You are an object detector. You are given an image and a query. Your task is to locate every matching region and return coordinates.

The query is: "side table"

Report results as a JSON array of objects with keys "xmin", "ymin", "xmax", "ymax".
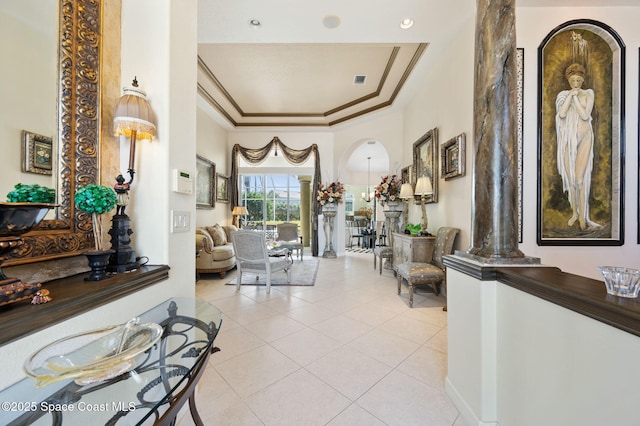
[{"xmin": 0, "ymin": 298, "xmax": 222, "ymax": 426}]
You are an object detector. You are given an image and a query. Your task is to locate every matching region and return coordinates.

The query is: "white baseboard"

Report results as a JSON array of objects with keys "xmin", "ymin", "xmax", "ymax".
[{"xmin": 445, "ymin": 377, "xmax": 499, "ymax": 426}]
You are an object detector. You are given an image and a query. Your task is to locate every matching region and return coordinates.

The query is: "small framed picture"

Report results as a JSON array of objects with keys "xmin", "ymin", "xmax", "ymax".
[
  {"xmin": 216, "ymin": 173, "xmax": 230, "ymax": 203},
  {"xmin": 400, "ymin": 165, "xmax": 413, "ymax": 185},
  {"xmin": 22, "ymin": 130, "xmax": 53, "ymax": 175},
  {"xmin": 196, "ymin": 155, "xmax": 215, "ymax": 209},
  {"xmin": 441, "ymin": 133, "xmax": 466, "ymax": 180}
]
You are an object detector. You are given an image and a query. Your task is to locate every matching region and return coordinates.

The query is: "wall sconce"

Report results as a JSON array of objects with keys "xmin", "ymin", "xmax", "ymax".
[
  {"xmin": 109, "ymin": 77, "xmax": 156, "ymax": 273},
  {"xmin": 414, "ymin": 176, "xmax": 433, "ymax": 235},
  {"xmin": 232, "ymin": 206, "xmax": 249, "ymax": 228},
  {"xmin": 399, "ymin": 183, "xmax": 414, "ymax": 229}
]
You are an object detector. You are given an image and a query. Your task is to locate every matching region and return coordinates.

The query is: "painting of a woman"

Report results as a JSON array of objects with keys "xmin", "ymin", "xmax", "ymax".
[{"xmin": 555, "ymin": 62, "xmax": 600, "ymax": 231}]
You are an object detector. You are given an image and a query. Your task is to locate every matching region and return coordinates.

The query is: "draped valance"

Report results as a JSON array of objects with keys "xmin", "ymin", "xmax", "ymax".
[{"xmin": 230, "ymin": 137, "xmax": 322, "ymax": 256}]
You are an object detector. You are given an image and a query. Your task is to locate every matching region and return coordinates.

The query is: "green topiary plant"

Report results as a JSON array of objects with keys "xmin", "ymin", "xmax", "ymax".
[
  {"xmin": 75, "ymin": 184, "xmax": 117, "ymax": 251},
  {"xmin": 6, "ymin": 183, "xmax": 55, "ymax": 203}
]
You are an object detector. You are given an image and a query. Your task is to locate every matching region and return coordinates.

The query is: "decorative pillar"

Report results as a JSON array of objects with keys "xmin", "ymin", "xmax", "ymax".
[
  {"xmin": 298, "ymin": 176, "xmax": 312, "ymax": 247},
  {"xmin": 466, "ymin": 0, "xmax": 534, "ymax": 263},
  {"xmin": 322, "ymin": 204, "xmax": 337, "ymax": 258},
  {"xmin": 382, "ymin": 205, "xmax": 402, "ymax": 269}
]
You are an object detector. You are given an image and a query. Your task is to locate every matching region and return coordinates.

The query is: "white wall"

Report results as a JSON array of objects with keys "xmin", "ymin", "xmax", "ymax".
[
  {"xmin": 446, "ymin": 266, "xmax": 640, "ymax": 426},
  {"xmin": 517, "ymin": 7, "xmax": 640, "ymax": 279},
  {"xmin": 196, "ymin": 106, "xmax": 232, "ymax": 227},
  {"xmin": 402, "ymin": 12, "xmax": 476, "ymax": 250}
]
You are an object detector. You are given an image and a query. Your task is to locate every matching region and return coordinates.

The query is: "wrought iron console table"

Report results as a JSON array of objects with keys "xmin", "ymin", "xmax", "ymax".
[{"xmin": 0, "ymin": 297, "xmax": 222, "ymax": 425}]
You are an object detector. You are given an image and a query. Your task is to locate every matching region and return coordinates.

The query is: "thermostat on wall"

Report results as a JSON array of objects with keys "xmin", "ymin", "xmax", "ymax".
[{"xmin": 172, "ymin": 169, "xmax": 193, "ymax": 194}]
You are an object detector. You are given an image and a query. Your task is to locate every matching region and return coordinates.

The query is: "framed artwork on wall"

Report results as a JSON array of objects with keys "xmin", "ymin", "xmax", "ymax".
[
  {"xmin": 196, "ymin": 155, "xmax": 215, "ymax": 209},
  {"xmin": 440, "ymin": 133, "xmax": 466, "ymax": 180},
  {"xmin": 22, "ymin": 130, "xmax": 53, "ymax": 175},
  {"xmin": 537, "ymin": 19, "xmax": 624, "ymax": 246},
  {"xmin": 401, "ymin": 165, "xmax": 413, "ymax": 185},
  {"xmin": 412, "ymin": 128, "xmax": 439, "ymax": 204},
  {"xmin": 215, "ymin": 173, "xmax": 230, "ymax": 203}
]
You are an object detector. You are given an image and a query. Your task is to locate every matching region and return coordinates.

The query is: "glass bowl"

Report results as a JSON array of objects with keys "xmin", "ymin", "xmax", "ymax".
[
  {"xmin": 24, "ymin": 318, "xmax": 163, "ymax": 387},
  {"xmin": 598, "ymin": 266, "xmax": 640, "ymax": 298}
]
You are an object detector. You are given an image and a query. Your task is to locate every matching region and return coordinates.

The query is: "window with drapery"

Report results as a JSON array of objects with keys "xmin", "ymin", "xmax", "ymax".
[
  {"xmin": 240, "ymin": 174, "xmax": 301, "ymax": 227},
  {"xmin": 230, "ymin": 137, "xmax": 321, "ymax": 256}
]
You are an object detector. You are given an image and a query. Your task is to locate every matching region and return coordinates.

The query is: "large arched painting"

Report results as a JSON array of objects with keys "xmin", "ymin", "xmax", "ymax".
[{"xmin": 537, "ymin": 19, "xmax": 625, "ymax": 246}]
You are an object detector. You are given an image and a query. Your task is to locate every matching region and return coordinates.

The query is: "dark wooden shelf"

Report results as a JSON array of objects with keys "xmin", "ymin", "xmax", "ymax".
[
  {"xmin": 0, "ymin": 265, "xmax": 170, "ymax": 347},
  {"xmin": 496, "ymin": 266, "xmax": 640, "ymax": 338},
  {"xmin": 444, "ymin": 255, "xmax": 640, "ymax": 338}
]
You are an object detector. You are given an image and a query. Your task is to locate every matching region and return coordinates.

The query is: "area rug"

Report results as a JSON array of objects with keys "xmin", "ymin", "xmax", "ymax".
[{"xmin": 225, "ymin": 258, "xmax": 319, "ymax": 287}]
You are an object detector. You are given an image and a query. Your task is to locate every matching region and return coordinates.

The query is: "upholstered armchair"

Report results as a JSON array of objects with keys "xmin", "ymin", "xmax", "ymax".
[
  {"xmin": 396, "ymin": 226, "xmax": 459, "ymax": 307},
  {"xmin": 231, "ymin": 231, "xmax": 291, "ymax": 294},
  {"xmin": 276, "ymin": 222, "xmax": 304, "ymax": 260}
]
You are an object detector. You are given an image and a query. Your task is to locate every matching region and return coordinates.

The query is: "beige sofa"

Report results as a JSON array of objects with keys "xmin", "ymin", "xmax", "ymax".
[{"xmin": 195, "ymin": 224, "xmax": 237, "ymax": 278}]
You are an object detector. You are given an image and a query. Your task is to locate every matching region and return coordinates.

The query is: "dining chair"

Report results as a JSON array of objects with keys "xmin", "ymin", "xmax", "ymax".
[
  {"xmin": 276, "ymin": 222, "xmax": 304, "ymax": 260},
  {"xmin": 231, "ymin": 231, "xmax": 291, "ymax": 294}
]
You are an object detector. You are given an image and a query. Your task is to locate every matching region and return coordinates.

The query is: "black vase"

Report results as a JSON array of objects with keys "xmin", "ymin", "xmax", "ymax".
[{"xmin": 84, "ymin": 249, "xmax": 115, "ymax": 281}]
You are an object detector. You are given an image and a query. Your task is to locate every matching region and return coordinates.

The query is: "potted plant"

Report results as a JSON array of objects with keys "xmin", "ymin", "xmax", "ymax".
[
  {"xmin": 6, "ymin": 183, "xmax": 56, "ymax": 203},
  {"xmin": 74, "ymin": 184, "xmax": 117, "ymax": 281}
]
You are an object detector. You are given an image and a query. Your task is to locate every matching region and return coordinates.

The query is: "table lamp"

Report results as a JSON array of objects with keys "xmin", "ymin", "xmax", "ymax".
[
  {"xmin": 109, "ymin": 77, "xmax": 156, "ymax": 273},
  {"xmin": 232, "ymin": 206, "xmax": 248, "ymax": 228},
  {"xmin": 399, "ymin": 183, "xmax": 414, "ymax": 229},
  {"xmin": 414, "ymin": 176, "xmax": 433, "ymax": 235}
]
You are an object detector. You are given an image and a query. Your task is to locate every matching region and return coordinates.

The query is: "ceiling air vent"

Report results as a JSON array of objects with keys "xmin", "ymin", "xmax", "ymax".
[{"xmin": 353, "ymin": 75, "xmax": 367, "ymax": 85}]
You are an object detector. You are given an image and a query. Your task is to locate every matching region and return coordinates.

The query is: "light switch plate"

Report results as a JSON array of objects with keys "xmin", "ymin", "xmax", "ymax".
[{"xmin": 171, "ymin": 210, "xmax": 190, "ymax": 233}]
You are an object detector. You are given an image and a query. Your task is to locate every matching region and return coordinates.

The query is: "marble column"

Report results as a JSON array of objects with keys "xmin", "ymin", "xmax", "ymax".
[
  {"xmin": 298, "ymin": 176, "xmax": 311, "ymax": 247},
  {"xmin": 467, "ymin": 0, "xmax": 527, "ymax": 261}
]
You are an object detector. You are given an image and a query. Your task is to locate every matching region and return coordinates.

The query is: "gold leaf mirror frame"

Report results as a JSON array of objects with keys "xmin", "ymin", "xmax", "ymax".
[{"xmin": 6, "ymin": 0, "xmax": 100, "ymax": 265}]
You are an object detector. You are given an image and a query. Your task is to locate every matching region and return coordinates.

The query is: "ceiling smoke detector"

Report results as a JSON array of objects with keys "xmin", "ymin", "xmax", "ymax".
[
  {"xmin": 322, "ymin": 15, "xmax": 341, "ymax": 29},
  {"xmin": 353, "ymin": 75, "xmax": 367, "ymax": 85}
]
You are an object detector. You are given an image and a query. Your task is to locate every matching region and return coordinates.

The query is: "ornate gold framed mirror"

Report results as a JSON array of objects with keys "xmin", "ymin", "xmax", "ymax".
[{"xmin": 5, "ymin": 0, "xmax": 100, "ymax": 265}]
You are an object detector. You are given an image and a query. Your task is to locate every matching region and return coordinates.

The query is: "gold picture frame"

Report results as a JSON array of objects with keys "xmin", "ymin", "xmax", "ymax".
[
  {"xmin": 196, "ymin": 155, "xmax": 215, "ymax": 209},
  {"xmin": 22, "ymin": 130, "xmax": 53, "ymax": 175},
  {"xmin": 412, "ymin": 127, "xmax": 438, "ymax": 204},
  {"xmin": 441, "ymin": 133, "xmax": 465, "ymax": 180},
  {"xmin": 215, "ymin": 173, "xmax": 230, "ymax": 203}
]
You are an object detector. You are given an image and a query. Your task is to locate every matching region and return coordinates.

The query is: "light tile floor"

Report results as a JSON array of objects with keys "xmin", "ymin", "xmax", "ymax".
[{"xmin": 180, "ymin": 251, "xmax": 465, "ymax": 426}]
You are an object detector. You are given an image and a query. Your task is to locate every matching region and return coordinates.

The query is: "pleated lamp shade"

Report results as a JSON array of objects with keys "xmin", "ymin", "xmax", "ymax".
[{"xmin": 113, "ymin": 78, "xmax": 156, "ymax": 141}]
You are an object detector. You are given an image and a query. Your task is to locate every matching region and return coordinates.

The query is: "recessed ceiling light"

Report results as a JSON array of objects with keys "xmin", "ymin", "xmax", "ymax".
[
  {"xmin": 400, "ymin": 18, "xmax": 414, "ymax": 29},
  {"xmin": 322, "ymin": 15, "xmax": 341, "ymax": 29},
  {"xmin": 249, "ymin": 19, "xmax": 261, "ymax": 28}
]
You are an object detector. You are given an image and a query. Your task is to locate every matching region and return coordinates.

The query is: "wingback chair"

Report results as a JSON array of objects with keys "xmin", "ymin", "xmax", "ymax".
[
  {"xmin": 396, "ymin": 226, "xmax": 460, "ymax": 308},
  {"xmin": 231, "ymin": 231, "xmax": 291, "ymax": 294},
  {"xmin": 276, "ymin": 222, "xmax": 304, "ymax": 260}
]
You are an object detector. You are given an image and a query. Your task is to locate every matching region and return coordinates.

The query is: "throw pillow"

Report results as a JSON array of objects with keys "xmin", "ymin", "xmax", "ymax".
[
  {"xmin": 206, "ymin": 225, "xmax": 227, "ymax": 246},
  {"xmin": 222, "ymin": 224, "xmax": 238, "ymax": 241}
]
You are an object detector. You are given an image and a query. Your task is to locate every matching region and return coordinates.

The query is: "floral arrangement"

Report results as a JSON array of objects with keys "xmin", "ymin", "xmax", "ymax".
[
  {"xmin": 374, "ymin": 174, "xmax": 402, "ymax": 205},
  {"xmin": 316, "ymin": 181, "xmax": 344, "ymax": 205},
  {"xmin": 75, "ymin": 184, "xmax": 117, "ymax": 251}
]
